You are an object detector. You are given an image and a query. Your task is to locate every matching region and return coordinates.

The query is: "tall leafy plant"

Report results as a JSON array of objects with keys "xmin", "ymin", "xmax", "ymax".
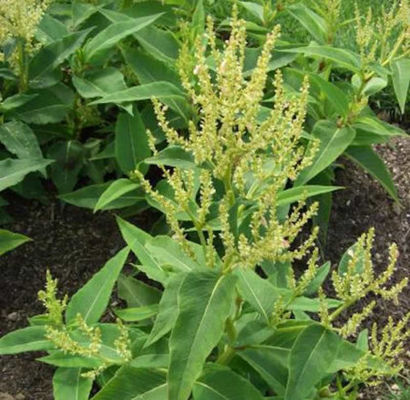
[{"xmin": 1, "ymin": 10, "xmax": 408, "ymax": 400}]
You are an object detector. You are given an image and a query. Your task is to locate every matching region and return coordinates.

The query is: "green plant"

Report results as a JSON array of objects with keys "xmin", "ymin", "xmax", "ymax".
[
  {"xmin": 0, "ymin": 0, "xmax": 190, "ymax": 216},
  {"xmin": 1, "ymin": 12, "xmax": 408, "ymax": 399},
  {"xmin": 206, "ymin": 0, "xmax": 410, "ymax": 242}
]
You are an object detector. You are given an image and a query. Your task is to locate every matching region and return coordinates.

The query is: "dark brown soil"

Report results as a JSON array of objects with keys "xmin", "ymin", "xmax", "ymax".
[{"xmin": 0, "ymin": 136, "xmax": 409, "ymax": 399}]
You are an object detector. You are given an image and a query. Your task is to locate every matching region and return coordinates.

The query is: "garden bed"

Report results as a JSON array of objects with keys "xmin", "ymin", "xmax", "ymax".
[{"xmin": 0, "ymin": 135, "xmax": 409, "ymax": 400}]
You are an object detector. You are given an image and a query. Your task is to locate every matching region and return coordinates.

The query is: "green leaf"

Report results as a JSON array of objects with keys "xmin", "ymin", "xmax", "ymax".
[
  {"xmin": 0, "ymin": 121, "xmax": 43, "ymax": 160},
  {"xmin": 117, "ymin": 217, "xmax": 167, "ymax": 283},
  {"xmin": 59, "ymin": 182, "xmax": 142, "ymax": 210},
  {"xmin": 287, "ymin": 3, "xmax": 327, "ymax": 44},
  {"xmin": 352, "ymin": 115, "xmax": 406, "ymax": 146},
  {"xmin": 287, "ymin": 45, "xmax": 361, "ymax": 72},
  {"xmin": 145, "ymin": 145, "xmax": 195, "ymax": 169},
  {"xmin": 238, "ymin": 345, "xmax": 289, "ymax": 395},
  {"xmin": 363, "ymin": 77, "xmax": 387, "ymax": 97},
  {"xmin": 240, "ymin": 2, "xmax": 265, "ymax": 24},
  {"xmin": 285, "ymin": 324, "xmax": 340, "ymax": 400},
  {"xmin": 115, "ymin": 109, "xmax": 151, "ymax": 175},
  {"xmin": 235, "ymin": 268, "xmax": 281, "ymax": 324},
  {"xmin": 192, "ymin": 0, "xmax": 205, "ymax": 36},
  {"xmin": 0, "ymin": 229, "xmax": 31, "ymax": 256},
  {"xmin": 0, "ymin": 94, "xmax": 38, "ymax": 112},
  {"xmin": 48, "ymin": 140, "xmax": 84, "ymax": 194},
  {"xmin": 0, "ymin": 326, "xmax": 53, "ymax": 354},
  {"xmin": 65, "ymin": 247, "xmax": 130, "ymax": 324},
  {"xmin": 39, "ymin": 352, "xmax": 102, "ymax": 369},
  {"xmin": 146, "ymin": 236, "xmax": 202, "ymax": 272},
  {"xmin": 295, "ymin": 120, "xmax": 356, "ymax": 185},
  {"xmin": 9, "ymin": 84, "xmax": 73, "ymax": 125},
  {"xmin": 123, "ymin": 48, "xmax": 190, "ymax": 121},
  {"xmin": 117, "ymin": 274, "xmax": 161, "ymax": 308},
  {"xmin": 72, "ymin": 68, "xmax": 127, "ymax": 98},
  {"xmin": 90, "ymin": 81, "xmax": 185, "ymax": 105},
  {"xmin": 94, "ymin": 179, "xmax": 140, "ymax": 212},
  {"xmin": 145, "ymin": 274, "xmax": 185, "ymax": 348},
  {"xmin": 193, "ymin": 366, "xmax": 265, "ymax": 400},
  {"xmin": 135, "ymin": 26, "xmax": 179, "ymax": 63},
  {"xmin": 168, "ymin": 271, "xmax": 237, "ymax": 400},
  {"xmin": 71, "ymin": 1, "xmax": 99, "ymax": 28},
  {"xmin": 115, "ymin": 305, "xmax": 159, "ymax": 322},
  {"xmin": 327, "ymin": 339, "xmax": 364, "ymax": 373},
  {"xmin": 0, "ymin": 158, "xmax": 52, "ymax": 191},
  {"xmin": 84, "ymin": 14, "xmax": 163, "ymax": 61},
  {"xmin": 36, "ymin": 14, "xmax": 69, "ymax": 44},
  {"xmin": 304, "ymin": 262, "xmax": 331, "ymax": 296},
  {"xmin": 391, "ymin": 58, "xmax": 410, "ymax": 114},
  {"xmin": 29, "ymin": 29, "xmax": 92, "ymax": 88},
  {"xmin": 91, "ymin": 366, "xmax": 166, "ymax": 400},
  {"xmin": 309, "ymin": 74, "xmax": 350, "ymax": 117},
  {"xmin": 243, "ymin": 48, "xmax": 296, "ymax": 77},
  {"xmin": 356, "ymin": 329, "xmax": 369, "ymax": 352},
  {"xmin": 53, "ymin": 368, "xmax": 93, "ymax": 400},
  {"xmin": 277, "ymin": 185, "xmax": 342, "ymax": 207},
  {"xmin": 345, "ymin": 146, "xmax": 398, "ymax": 202},
  {"xmin": 130, "ymin": 354, "xmax": 169, "ymax": 370}
]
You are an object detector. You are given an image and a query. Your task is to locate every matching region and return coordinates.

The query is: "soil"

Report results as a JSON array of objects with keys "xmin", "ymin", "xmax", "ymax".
[{"xmin": 0, "ymin": 136, "xmax": 409, "ymax": 399}]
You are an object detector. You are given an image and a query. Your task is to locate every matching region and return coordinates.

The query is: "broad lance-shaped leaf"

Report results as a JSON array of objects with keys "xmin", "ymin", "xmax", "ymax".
[
  {"xmin": 0, "ymin": 93, "xmax": 38, "ymax": 112},
  {"xmin": 391, "ymin": 58, "xmax": 410, "ymax": 114},
  {"xmin": 53, "ymin": 368, "xmax": 92, "ymax": 400},
  {"xmin": 59, "ymin": 182, "xmax": 141, "ymax": 210},
  {"xmin": 239, "ymin": 2, "xmax": 264, "ymax": 24},
  {"xmin": 193, "ymin": 366, "xmax": 265, "ymax": 400},
  {"xmin": 83, "ymin": 13, "xmax": 163, "ymax": 61},
  {"xmin": 94, "ymin": 179, "xmax": 141, "ymax": 212},
  {"xmin": 115, "ymin": 109, "xmax": 151, "ymax": 175},
  {"xmin": 0, "ymin": 158, "xmax": 53, "ymax": 192},
  {"xmin": 346, "ymin": 145, "xmax": 398, "ymax": 202},
  {"xmin": 146, "ymin": 236, "xmax": 202, "ymax": 272},
  {"xmin": 235, "ymin": 267, "xmax": 281, "ymax": 324},
  {"xmin": 287, "ymin": 3, "xmax": 327, "ymax": 44},
  {"xmin": 72, "ymin": 68, "xmax": 127, "ymax": 99},
  {"xmin": 91, "ymin": 366, "xmax": 166, "ymax": 400},
  {"xmin": 117, "ymin": 217, "xmax": 167, "ymax": 283},
  {"xmin": 285, "ymin": 324, "xmax": 341, "ymax": 400},
  {"xmin": 295, "ymin": 120, "xmax": 356, "ymax": 186},
  {"xmin": 145, "ymin": 273, "xmax": 185, "ymax": 348},
  {"xmin": 29, "ymin": 28, "xmax": 92, "ymax": 88},
  {"xmin": 115, "ymin": 304, "xmax": 159, "ymax": 322},
  {"xmin": 118, "ymin": 274, "xmax": 161, "ymax": 308},
  {"xmin": 276, "ymin": 185, "xmax": 342, "ymax": 207},
  {"xmin": 284, "ymin": 45, "xmax": 361, "ymax": 73},
  {"xmin": 123, "ymin": 48, "xmax": 191, "ymax": 122},
  {"xmin": 144, "ymin": 145, "xmax": 196, "ymax": 169},
  {"xmin": 0, "ymin": 326, "xmax": 54, "ymax": 355},
  {"xmin": 0, "ymin": 121, "xmax": 43, "ymax": 161},
  {"xmin": 0, "ymin": 229, "xmax": 31, "ymax": 256},
  {"xmin": 90, "ymin": 81, "xmax": 185, "ymax": 105},
  {"xmin": 238, "ymin": 345, "xmax": 289, "ymax": 395},
  {"xmin": 48, "ymin": 140, "xmax": 84, "ymax": 194},
  {"xmin": 168, "ymin": 271, "xmax": 237, "ymax": 400},
  {"xmin": 65, "ymin": 247, "xmax": 130, "ymax": 324}
]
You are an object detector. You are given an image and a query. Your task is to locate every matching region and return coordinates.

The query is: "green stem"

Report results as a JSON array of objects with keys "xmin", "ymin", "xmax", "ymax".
[
  {"xmin": 382, "ymin": 32, "xmax": 406, "ymax": 66},
  {"xmin": 216, "ymin": 346, "xmax": 236, "ymax": 365},
  {"xmin": 17, "ymin": 40, "xmax": 28, "ymax": 93},
  {"xmin": 185, "ymin": 207, "xmax": 208, "ymax": 261},
  {"xmin": 329, "ymin": 300, "xmax": 354, "ymax": 322}
]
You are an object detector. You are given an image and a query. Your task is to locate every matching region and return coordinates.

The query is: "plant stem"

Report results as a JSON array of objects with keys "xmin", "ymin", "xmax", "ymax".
[
  {"xmin": 216, "ymin": 346, "xmax": 236, "ymax": 365},
  {"xmin": 17, "ymin": 40, "xmax": 28, "ymax": 92}
]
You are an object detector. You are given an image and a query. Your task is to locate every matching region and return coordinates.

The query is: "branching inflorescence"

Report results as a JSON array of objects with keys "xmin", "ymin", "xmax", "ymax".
[{"xmin": 133, "ymin": 7, "xmax": 320, "ymax": 274}]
